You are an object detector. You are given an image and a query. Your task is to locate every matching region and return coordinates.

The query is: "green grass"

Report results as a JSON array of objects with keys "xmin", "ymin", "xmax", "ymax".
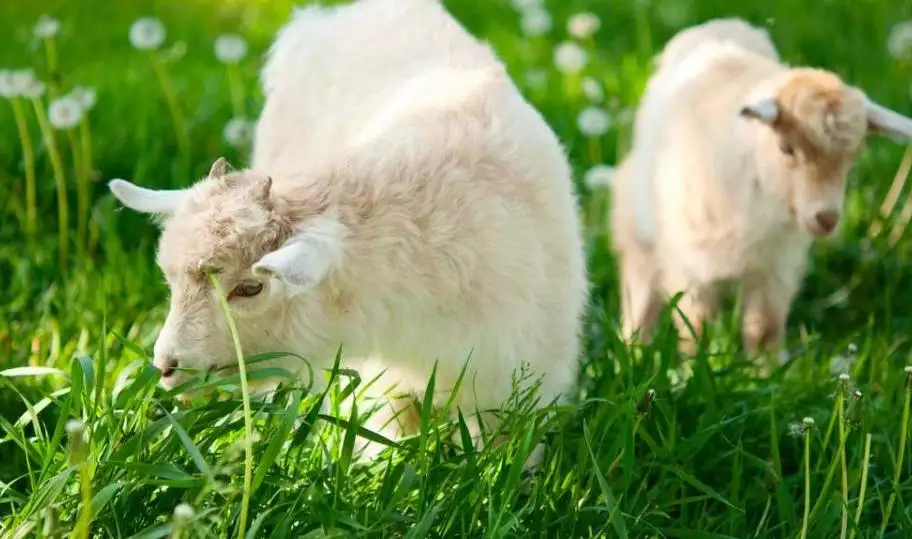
[{"xmin": 3, "ymin": 0, "xmax": 912, "ymax": 536}]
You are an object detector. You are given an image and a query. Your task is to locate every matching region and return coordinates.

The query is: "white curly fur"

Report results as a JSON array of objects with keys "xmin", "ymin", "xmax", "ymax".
[
  {"xmin": 610, "ymin": 17, "xmax": 912, "ymax": 358},
  {"xmin": 109, "ymin": 0, "xmax": 588, "ymax": 463}
]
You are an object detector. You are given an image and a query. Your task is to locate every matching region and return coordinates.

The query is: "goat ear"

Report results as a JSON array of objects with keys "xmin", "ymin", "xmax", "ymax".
[
  {"xmin": 739, "ymin": 96, "xmax": 780, "ymax": 124},
  {"xmin": 108, "ymin": 179, "xmax": 187, "ymax": 218},
  {"xmin": 865, "ymin": 99, "xmax": 912, "ymax": 140},
  {"xmin": 252, "ymin": 215, "xmax": 347, "ymax": 293},
  {"xmin": 209, "ymin": 157, "xmax": 231, "ymax": 178}
]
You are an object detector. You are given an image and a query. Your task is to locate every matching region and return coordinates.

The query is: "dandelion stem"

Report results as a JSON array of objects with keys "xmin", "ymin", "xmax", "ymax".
[
  {"xmin": 149, "ymin": 51, "xmax": 191, "ymax": 172},
  {"xmin": 587, "ymin": 137, "xmax": 602, "ymax": 166},
  {"xmin": 43, "ymin": 38, "xmax": 60, "ymax": 96},
  {"xmin": 849, "ymin": 433, "xmax": 872, "ymax": 539},
  {"xmin": 74, "ymin": 459, "xmax": 93, "ymax": 539},
  {"xmin": 799, "ymin": 426, "xmax": 812, "ymax": 539},
  {"xmin": 837, "ymin": 386, "xmax": 848, "ymax": 539},
  {"xmin": 209, "ymin": 274, "xmax": 253, "ymax": 539},
  {"xmin": 880, "ymin": 377, "xmax": 911, "ymax": 537},
  {"xmin": 31, "ymin": 97, "xmax": 69, "ymax": 267},
  {"xmin": 79, "ymin": 118, "xmax": 94, "ymax": 253},
  {"xmin": 227, "ymin": 63, "xmax": 245, "ymax": 118},
  {"xmin": 10, "ymin": 97, "xmax": 38, "ymax": 239},
  {"xmin": 66, "ymin": 127, "xmax": 86, "ymax": 259}
]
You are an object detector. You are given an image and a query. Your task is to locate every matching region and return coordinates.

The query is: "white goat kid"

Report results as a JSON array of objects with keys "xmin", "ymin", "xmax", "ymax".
[
  {"xmin": 109, "ymin": 0, "xmax": 588, "ymax": 462},
  {"xmin": 610, "ymin": 17, "xmax": 912, "ymax": 358}
]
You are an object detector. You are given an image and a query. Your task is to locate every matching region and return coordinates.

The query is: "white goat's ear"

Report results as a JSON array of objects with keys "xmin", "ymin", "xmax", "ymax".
[
  {"xmin": 865, "ymin": 99, "xmax": 912, "ymax": 140},
  {"xmin": 739, "ymin": 97, "xmax": 780, "ymax": 124},
  {"xmin": 108, "ymin": 179, "xmax": 187, "ymax": 217},
  {"xmin": 252, "ymin": 215, "xmax": 347, "ymax": 293},
  {"xmin": 208, "ymin": 156, "xmax": 231, "ymax": 178}
]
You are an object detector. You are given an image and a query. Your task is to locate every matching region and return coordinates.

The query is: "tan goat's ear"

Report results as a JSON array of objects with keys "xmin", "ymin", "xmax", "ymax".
[
  {"xmin": 208, "ymin": 157, "xmax": 231, "ymax": 178},
  {"xmin": 251, "ymin": 215, "xmax": 347, "ymax": 293},
  {"xmin": 865, "ymin": 99, "xmax": 912, "ymax": 140},
  {"xmin": 108, "ymin": 179, "xmax": 187, "ymax": 218}
]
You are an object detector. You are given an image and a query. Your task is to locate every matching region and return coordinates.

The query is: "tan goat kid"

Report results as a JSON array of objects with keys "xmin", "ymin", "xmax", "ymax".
[
  {"xmin": 611, "ymin": 18, "xmax": 912, "ymax": 358},
  {"xmin": 109, "ymin": 0, "xmax": 588, "ymax": 461}
]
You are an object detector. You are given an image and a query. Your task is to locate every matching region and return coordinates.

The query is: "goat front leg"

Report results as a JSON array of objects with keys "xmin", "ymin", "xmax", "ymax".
[
  {"xmin": 663, "ymin": 276, "xmax": 718, "ymax": 357},
  {"xmin": 740, "ymin": 271, "xmax": 800, "ymax": 360},
  {"xmin": 618, "ymin": 248, "xmax": 662, "ymax": 344}
]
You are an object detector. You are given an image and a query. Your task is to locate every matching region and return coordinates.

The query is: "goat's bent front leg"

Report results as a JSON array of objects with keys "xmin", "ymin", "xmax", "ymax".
[
  {"xmin": 618, "ymin": 248, "xmax": 662, "ymax": 344},
  {"xmin": 662, "ymin": 274, "xmax": 718, "ymax": 356},
  {"xmin": 740, "ymin": 270, "xmax": 800, "ymax": 359}
]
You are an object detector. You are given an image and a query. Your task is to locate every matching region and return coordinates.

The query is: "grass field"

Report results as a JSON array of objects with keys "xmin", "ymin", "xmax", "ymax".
[{"xmin": 3, "ymin": 0, "xmax": 912, "ymax": 537}]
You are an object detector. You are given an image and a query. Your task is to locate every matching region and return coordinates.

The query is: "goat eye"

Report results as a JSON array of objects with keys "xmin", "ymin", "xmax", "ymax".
[{"xmin": 230, "ymin": 281, "xmax": 264, "ymax": 299}]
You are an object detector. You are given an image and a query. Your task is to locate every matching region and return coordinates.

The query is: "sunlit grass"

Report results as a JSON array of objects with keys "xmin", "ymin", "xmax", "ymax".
[{"xmin": 2, "ymin": 0, "xmax": 912, "ymax": 537}]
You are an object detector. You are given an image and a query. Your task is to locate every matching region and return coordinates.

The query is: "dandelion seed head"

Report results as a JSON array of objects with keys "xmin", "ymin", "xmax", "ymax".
[
  {"xmin": 802, "ymin": 416, "xmax": 815, "ymax": 427},
  {"xmin": 905, "ymin": 365, "xmax": 912, "ymax": 374},
  {"xmin": 839, "ymin": 373, "xmax": 850, "ymax": 381},
  {"xmin": 788, "ymin": 422, "xmax": 804, "ymax": 438},
  {"xmin": 567, "ymin": 12, "xmax": 600, "ymax": 39},
  {"xmin": 584, "ymin": 164, "xmax": 615, "ymax": 190},
  {"xmin": 581, "ymin": 76, "xmax": 603, "ymax": 102},
  {"xmin": 520, "ymin": 8, "xmax": 552, "ymax": 37},
  {"xmin": 577, "ymin": 106, "xmax": 611, "ymax": 137},
  {"xmin": 524, "ymin": 69, "xmax": 548, "ymax": 91},
  {"xmin": 129, "ymin": 17, "xmax": 166, "ymax": 51},
  {"xmin": 553, "ymin": 41, "xmax": 588, "ymax": 74},
  {"xmin": 17, "ymin": 71, "xmax": 46, "ymax": 99},
  {"xmin": 223, "ymin": 116, "xmax": 255, "ymax": 148},
  {"xmin": 69, "ymin": 86, "xmax": 96, "ymax": 111},
  {"xmin": 888, "ymin": 21, "xmax": 912, "ymax": 60},
  {"xmin": 0, "ymin": 70, "xmax": 16, "ymax": 99},
  {"xmin": 48, "ymin": 96, "xmax": 84, "ymax": 129},
  {"xmin": 65, "ymin": 419, "xmax": 85, "ymax": 438},
  {"xmin": 34, "ymin": 15, "xmax": 61, "ymax": 39},
  {"xmin": 510, "ymin": 0, "xmax": 543, "ymax": 11},
  {"xmin": 173, "ymin": 503, "xmax": 195, "ymax": 520},
  {"xmin": 853, "ymin": 390, "xmax": 863, "ymax": 399},
  {"xmin": 214, "ymin": 34, "xmax": 248, "ymax": 64}
]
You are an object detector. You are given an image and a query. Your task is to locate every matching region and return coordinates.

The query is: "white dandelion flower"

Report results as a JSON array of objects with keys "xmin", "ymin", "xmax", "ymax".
[
  {"xmin": 657, "ymin": 0, "xmax": 690, "ymax": 28},
  {"xmin": 510, "ymin": 0, "xmax": 543, "ymax": 11},
  {"xmin": 19, "ymin": 73, "xmax": 46, "ymax": 100},
  {"xmin": 787, "ymin": 422, "xmax": 804, "ymax": 438},
  {"xmin": 34, "ymin": 15, "xmax": 61, "ymax": 39},
  {"xmin": 69, "ymin": 86, "xmax": 97, "ymax": 111},
  {"xmin": 577, "ymin": 106, "xmax": 611, "ymax": 137},
  {"xmin": 65, "ymin": 419, "xmax": 85, "ymax": 438},
  {"xmin": 838, "ymin": 373, "xmax": 850, "ymax": 382},
  {"xmin": 520, "ymin": 8, "xmax": 552, "ymax": 37},
  {"xmin": 889, "ymin": 21, "xmax": 912, "ymax": 59},
  {"xmin": 584, "ymin": 165, "xmax": 615, "ymax": 190},
  {"xmin": 11, "ymin": 69, "xmax": 37, "ymax": 95},
  {"xmin": 129, "ymin": 17, "xmax": 166, "ymax": 51},
  {"xmin": 553, "ymin": 41, "xmax": 588, "ymax": 74},
  {"xmin": 223, "ymin": 116, "xmax": 254, "ymax": 147},
  {"xmin": 48, "ymin": 96, "xmax": 84, "ymax": 129},
  {"xmin": 173, "ymin": 503, "xmax": 195, "ymax": 521},
  {"xmin": 905, "ymin": 365, "xmax": 912, "ymax": 374},
  {"xmin": 214, "ymin": 34, "xmax": 248, "ymax": 64},
  {"xmin": 567, "ymin": 12, "xmax": 600, "ymax": 39},
  {"xmin": 581, "ymin": 76, "xmax": 603, "ymax": 102},
  {"xmin": 0, "ymin": 70, "xmax": 16, "ymax": 99},
  {"xmin": 803, "ymin": 416, "xmax": 815, "ymax": 427},
  {"xmin": 524, "ymin": 69, "xmax": 548, "ymax": 91}
]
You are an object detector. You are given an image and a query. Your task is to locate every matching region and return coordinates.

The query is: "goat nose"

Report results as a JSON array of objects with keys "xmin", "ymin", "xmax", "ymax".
[
  {"xmin": 154, "ymin": 356, "xmax": 179, "ymax": 378},
  {"xmin": 815, "ymin": 210, "xmax": 839, "ymax": 233}
]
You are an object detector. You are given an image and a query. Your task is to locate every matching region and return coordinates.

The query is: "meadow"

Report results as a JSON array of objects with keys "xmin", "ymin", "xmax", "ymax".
[{"xmin": 3, "ymin": 0, "xmax": 912, "ymax": 537}]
